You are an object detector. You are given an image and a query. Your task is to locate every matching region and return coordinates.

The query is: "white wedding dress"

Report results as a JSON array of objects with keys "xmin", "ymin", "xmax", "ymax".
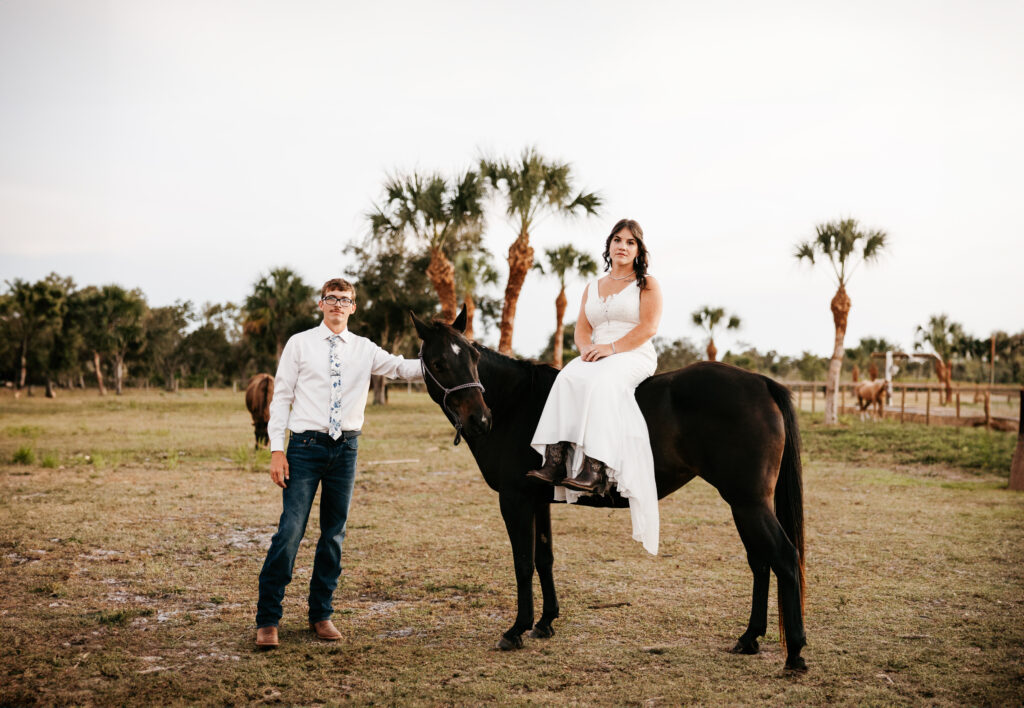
[{"xmin": 530, "ymin": 278, "xmax": 660, "ymax": 555}]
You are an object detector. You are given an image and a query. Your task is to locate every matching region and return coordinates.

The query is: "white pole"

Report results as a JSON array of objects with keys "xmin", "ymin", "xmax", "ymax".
[{"xmin": 884, "ymin": 351, "xmax": 894, "ymax": 406}]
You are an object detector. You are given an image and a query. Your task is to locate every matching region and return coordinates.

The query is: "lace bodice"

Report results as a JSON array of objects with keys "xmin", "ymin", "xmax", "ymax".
[{"xmin": 585, "ymin": 279, "xmax": 644, "ymax": 346}]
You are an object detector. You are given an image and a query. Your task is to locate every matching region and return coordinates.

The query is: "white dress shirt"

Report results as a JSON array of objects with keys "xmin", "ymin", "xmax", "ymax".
[{"xmin": 267, "ymin": 322, "xmax": 423, "ymax": 452}]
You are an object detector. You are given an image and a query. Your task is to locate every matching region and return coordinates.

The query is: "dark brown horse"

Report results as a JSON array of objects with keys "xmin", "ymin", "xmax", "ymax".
[
  {"xmin": 413, "ymin": 307, "xmax": 808, "ymax": 671},
  {"xmin": 245, "ymin": 374, "xmax": 274, "ymax": 449}
]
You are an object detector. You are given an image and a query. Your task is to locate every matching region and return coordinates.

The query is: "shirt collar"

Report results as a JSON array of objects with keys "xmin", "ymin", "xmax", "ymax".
[{"xmin": 319, "ymin": 322, "xmax": 350, "ymax": 342}]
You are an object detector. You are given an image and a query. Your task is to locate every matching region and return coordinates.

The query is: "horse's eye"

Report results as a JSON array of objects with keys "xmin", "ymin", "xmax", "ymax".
[{"xmin": 432, "ymin": 360, "xmax": 447, "ymax": 372}]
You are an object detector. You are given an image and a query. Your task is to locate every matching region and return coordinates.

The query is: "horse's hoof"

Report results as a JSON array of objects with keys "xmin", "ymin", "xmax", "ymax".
[
  {"xmin": 784, "ymin": 656, "xmax": 808, "ymax": 673},
  {"xmin": 529, "ymin": 624, "xmax": 555, "ymax": 639},
  {"xmin": 496, "ymin": 635, "xmax": 523, "ymax": 651},
  {"xmin": 731, "ymin": 638, "xmax": 759, "ymax": 655}
]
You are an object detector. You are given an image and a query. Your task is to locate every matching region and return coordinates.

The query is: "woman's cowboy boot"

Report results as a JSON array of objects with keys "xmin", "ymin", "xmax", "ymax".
[
  {"xmin": 526, "ymin": 442, "xmax": 570, "ymax": 485},
  {"xmin": 562, "ymin": 456, "xmax": 607, "ymax": 494}
]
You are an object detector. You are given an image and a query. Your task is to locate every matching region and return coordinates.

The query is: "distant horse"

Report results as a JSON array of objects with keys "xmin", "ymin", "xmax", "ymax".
[
  {"xmin": 245, "ymin": 374, "xmax": 274, "ymax": 449},
  {"xmin": 413, "ymin": 307, "xmax": 807, "ymax": 672},
  {"xmin": 854, "ymin": 380, "xmax": 886, "ymax": 420}
]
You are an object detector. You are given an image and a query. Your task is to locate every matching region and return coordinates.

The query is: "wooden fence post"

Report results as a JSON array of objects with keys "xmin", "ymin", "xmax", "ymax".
[
  {"xmin": 925, "ymin": 386, "xmax": 931, "ymax": 425},
  {"xmin": 811, "ymin": 384, "xmax": 816, "ymax": 414},
  {"xmin": 900, "ymin": 386, "xmax": 906, "ymax": 424},
  {"xmin": 798, "ymin": 385, "xmax": 803, "ymax": 411},
  {"xmin": 956, "ymin": 391, "xmax": 960, "ymax": 420},
  {"xmin": 984, "ymin": 392, "xmax": 991, "ymax": 428},
  {"xmin": 1009, "ymin": 390, "xmax": 1024, "ymax": 491}
]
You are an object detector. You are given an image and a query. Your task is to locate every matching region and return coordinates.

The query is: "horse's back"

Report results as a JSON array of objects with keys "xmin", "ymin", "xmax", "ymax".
[
  {"xmin": 636, "ymin": 361, "xmax": 787, "ymax": 502},
  {"xmin": 637, "ymin": 361, "xmax": 783, "ymax": 425}
]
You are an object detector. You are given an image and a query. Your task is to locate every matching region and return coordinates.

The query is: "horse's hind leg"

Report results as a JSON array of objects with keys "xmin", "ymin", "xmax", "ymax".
[
  {"xmin": 731, "ymin": 505, "xmax": 807, "ymax": 671},
  {"xmin": 497, "ymin": 489, "xmax": 536, "ymax": 650},
  {"xmin": 530, "ymin": 499, "xmax": 559, "ymax": 639},
  {"xmin": 732, "ymin": 553, "xmax": 770, "ymax": 655}
]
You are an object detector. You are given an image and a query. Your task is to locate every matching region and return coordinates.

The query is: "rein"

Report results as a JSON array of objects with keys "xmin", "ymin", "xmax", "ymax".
[{"xmin": 418, "ymin": 342, "xmax": 485, "ymax": 446}]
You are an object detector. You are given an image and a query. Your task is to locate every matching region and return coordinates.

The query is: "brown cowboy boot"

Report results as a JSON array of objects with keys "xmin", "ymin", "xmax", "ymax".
[
  {"xmin": 255, "ymin": 625, "xmax": 279, "ymax": 649},
  {"xmin": 526, "ymin": 442, "xmax": 570, "ymax": 485},
  {"xmin": 562, "ymin": 456, "xmax": 607, "ymax": 494}
]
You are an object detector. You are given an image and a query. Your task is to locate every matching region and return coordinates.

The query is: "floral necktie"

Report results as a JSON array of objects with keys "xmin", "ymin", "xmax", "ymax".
[{"xmin": 328, "ymin": 334, "xmax": 343, "ymax": 439}]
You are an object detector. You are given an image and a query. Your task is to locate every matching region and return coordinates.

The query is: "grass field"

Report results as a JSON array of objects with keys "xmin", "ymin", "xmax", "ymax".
[{"xmin": 1, "ymin": 389, "xmax": 1022, "ymax": 705}]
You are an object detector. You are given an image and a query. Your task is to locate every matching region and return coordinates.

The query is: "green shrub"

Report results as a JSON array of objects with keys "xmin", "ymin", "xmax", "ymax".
[
  {"xmin": 41, "ymin": 453, "xmax": 59, "ymax": 468},
  {"xmin": 91, "ymin": 608, "xmax": 154, "ymax": 626},
  {"xmin": 232, "ymin": 445, "xmax": 270, "ymax": 473},
  {"xmin": 12, "ymin": 446, "xmax": 35, "ymax": 465}
]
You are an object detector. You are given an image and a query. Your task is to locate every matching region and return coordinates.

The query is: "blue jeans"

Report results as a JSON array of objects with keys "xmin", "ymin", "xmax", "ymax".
[{"xmin": 256, "ymin": 431, "xmax": 358, "ymax": 627}]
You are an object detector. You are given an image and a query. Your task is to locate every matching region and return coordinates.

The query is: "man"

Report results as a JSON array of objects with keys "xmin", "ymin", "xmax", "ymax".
[{"xmin": 255, "ymin": 277, "xmax": 422, "ymax": 648}]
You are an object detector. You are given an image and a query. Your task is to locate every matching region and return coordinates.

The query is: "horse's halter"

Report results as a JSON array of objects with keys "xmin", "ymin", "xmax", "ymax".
[{"xmin": 418, "ymin": 341, "xmax": 486, "ymax": 446}]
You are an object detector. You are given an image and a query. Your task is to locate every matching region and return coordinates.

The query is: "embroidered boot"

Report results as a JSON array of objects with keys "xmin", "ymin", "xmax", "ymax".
[
  {"xmin": 526, "ymin": 442, "xmax": 571, "ymax": 485},
  {"xmin": 562, "ymin": 455, "xmax": 608, "ymax": 494}
]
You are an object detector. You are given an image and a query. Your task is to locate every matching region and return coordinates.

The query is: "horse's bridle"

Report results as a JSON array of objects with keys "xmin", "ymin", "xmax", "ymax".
[{"xmin": 418, "ymin": 342, "xmax": 486, "ymax": 446}]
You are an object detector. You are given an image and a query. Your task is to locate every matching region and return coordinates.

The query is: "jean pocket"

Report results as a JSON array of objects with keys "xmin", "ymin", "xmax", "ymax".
[
  {"xmin": 343, "ymin": 436, "xmax": 359, "ymax": 451},
  {"xmin": 287, "ymin": 435, "xmax": 314, "ymax": 456}
]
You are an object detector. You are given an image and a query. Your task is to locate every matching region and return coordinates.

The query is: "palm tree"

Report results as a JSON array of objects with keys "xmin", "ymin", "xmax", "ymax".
[
  {"xmin": 795, "ymin": 218, "xmax": 888, "ymax": 425},
  {"xmin": 454, "ymin": 249, "xmax": 498, "ymax": 341},
  {"xmin": 367, "ymin": 170, "xmax": 485, "ymax": 321},
  {"xmin": 481, "ymin": 148, "xmax": 602, "ymax": 354},
  {"xmin": 691, "ymin": 306, "xmax": 741, "ymax": 362},
  {"xmin": 915, "ymin": 314, "xmax": 965, "ymax": 404},
  {"xmin": 242, "ymin": 268, "xmax": 317, "ymax": 367},
  {"xmin": 537, "ymin": 245, "xmax": 598, "ymax": 368}
]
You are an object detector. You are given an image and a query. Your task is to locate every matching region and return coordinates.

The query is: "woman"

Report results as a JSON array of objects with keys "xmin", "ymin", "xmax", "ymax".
[{"xmin": 528, "ymin": 218, "xmax": 663, "ymax": 555}]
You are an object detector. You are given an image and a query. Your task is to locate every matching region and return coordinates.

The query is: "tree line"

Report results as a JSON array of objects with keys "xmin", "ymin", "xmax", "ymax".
[
  {"xmin": 0, "ymin": 269, "xmax": 315, "ymax": 396},
  {"xmin": 4, "ymin": 150, "xmax": 1022, "ymax": 405},
  {"xmin": 3, "ymin": 268, "xmax": 1020, "ymax": 400}
]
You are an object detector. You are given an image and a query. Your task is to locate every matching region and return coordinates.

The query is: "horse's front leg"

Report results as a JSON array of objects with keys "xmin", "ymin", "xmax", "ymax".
[
  {"xmin": 529, "ymin": 497, "xmax": 558, "ymax": 639},
  {"xmin": 497, "ymin": 488, "xmax": 536, "ymax": 650}
]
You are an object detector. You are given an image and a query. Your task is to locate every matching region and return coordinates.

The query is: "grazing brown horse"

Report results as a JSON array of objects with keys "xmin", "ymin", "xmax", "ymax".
[
  {"xmin": 854, "ymin": 380, "xmax": 886, "ymax": 419},
  {"xmin": 245, "ymin": 374, "xmax": 274, "ymax": 449},
  {"xmin": 413, "ymin": 307, "xmax": 808, "ymax": 671}
]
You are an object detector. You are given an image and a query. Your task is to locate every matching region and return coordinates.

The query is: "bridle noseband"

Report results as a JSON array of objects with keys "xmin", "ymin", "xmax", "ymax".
[{"xmin": 418, "ymin": 342, "xmax": 486, "ymax": 446}]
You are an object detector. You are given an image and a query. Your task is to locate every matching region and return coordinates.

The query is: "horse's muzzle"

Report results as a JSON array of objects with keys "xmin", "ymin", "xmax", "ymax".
[{"xmin": 464, "ymin": 411, "xmax": 492, "ymax": 438}]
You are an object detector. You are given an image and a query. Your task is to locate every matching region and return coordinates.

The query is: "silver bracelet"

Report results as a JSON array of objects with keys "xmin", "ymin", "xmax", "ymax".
[{"xmin": 611, "ymin": 342, "xmax": 617, "ymax": 354}]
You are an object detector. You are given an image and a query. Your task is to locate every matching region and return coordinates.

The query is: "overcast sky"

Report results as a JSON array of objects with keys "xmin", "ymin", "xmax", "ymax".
[{"xmin": 2, "ymin": 0, "xmax": 1021, "ymax": 358}]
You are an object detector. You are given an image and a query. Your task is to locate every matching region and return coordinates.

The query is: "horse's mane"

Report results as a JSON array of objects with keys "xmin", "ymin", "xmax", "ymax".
[{"xmin": 472, "ymin": 342, "xmax": 560, "ymax": 395}]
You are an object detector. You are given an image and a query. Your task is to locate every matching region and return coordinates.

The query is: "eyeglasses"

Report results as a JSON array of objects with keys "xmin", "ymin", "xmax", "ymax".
[{"xmin": 321, "ymin": 295, "xmax": 354, "ymax": 306}]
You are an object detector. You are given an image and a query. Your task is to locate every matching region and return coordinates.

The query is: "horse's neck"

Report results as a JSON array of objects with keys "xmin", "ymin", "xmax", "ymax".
[
  {"xmin": 475, "ymin": 346, "xmax": 554, "ymax": 415},
  {"xmin": 468, "ymin": 347, "xmax": 555, "ymax": 484}
]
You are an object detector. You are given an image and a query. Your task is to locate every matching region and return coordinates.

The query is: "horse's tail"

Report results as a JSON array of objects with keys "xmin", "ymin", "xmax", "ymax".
[{"xmin": 764, "ymin": 377, "xmax": 805, "ymax": 648}]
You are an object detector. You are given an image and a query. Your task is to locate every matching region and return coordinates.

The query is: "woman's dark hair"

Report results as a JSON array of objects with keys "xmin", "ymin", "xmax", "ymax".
[{"xmin": 602, "ymin": 218, "xmax": 649, "ymax": 290}]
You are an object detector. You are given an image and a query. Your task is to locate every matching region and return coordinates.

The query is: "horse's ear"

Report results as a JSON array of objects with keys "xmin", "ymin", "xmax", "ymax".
[
  {"xmin": 452, "ymin": 304, "xmax": 468, "ymax": 334},
  {"xmin": 410, "ymin": 310, "xmax": 432, "ymax": 340}
]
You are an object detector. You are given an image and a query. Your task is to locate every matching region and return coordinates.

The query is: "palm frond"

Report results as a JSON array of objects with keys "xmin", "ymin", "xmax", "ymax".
[
  {"xmin": 565, "ymin": 190, "xmax": 603, "ymax": 217},
  {"xmin": 577, "ymin": 253, "xmax": 599, "ymax": 277},
  {"xmin": 793, "ymin": 241, "xmax": 816, "ymax": 264},
  {"xmin": 862, "ymin": 230, "xmax": 888, "ymax": 261}
]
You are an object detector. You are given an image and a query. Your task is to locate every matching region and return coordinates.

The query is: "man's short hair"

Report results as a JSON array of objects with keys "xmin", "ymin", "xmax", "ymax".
[{"xmin": 321, "ymin": 278, "xmax": 355, "ymax": 299}]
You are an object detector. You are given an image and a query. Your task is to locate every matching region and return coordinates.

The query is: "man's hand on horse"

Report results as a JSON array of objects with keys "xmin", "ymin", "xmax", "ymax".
[{"xmin": 270, "ymin": 451, "xmax": 289, "ymax": 488}]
